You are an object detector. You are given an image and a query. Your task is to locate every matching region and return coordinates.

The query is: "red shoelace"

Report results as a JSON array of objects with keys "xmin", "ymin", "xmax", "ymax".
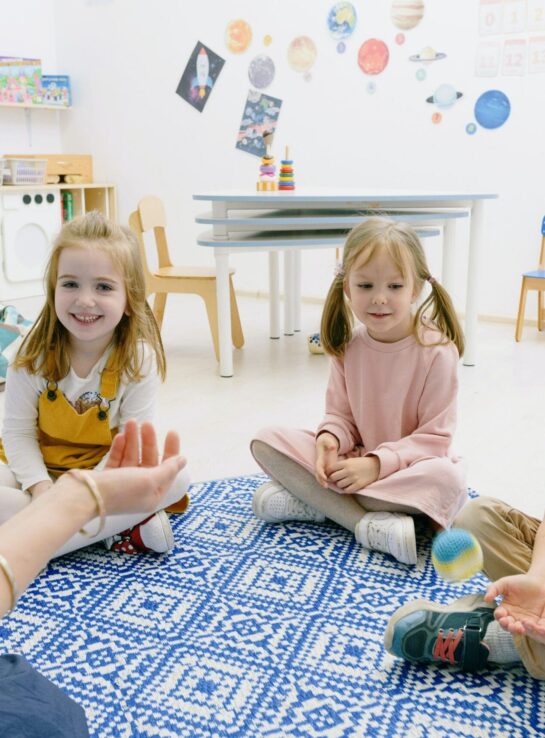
[{"xmin": 433, "ymin": 628, "xmax": 463, "ymax": 664}]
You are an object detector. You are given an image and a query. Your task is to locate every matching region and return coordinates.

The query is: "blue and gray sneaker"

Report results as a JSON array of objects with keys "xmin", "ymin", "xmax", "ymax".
[{"xmin": 384, "ymin": 594, "xmax": 496, "ymax": 672}]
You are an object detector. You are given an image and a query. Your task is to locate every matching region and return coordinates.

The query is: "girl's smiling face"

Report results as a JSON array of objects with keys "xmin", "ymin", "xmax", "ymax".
[
  {"xmin": 54, "ymin": 245, "xmax": 128, "ymax": 354},
  {"xmin": 345, "ymin": 247, "xmax": 417, "ymax": 343}
]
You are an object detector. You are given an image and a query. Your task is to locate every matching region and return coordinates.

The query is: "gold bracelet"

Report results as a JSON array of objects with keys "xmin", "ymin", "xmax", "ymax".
[
  {"xmin": 0, "ymin": 552, "xmax": 19, "ymax": 612},
  {"xmin": 67, "ymin": 469, "xmax": 106, "ymax": 538}
]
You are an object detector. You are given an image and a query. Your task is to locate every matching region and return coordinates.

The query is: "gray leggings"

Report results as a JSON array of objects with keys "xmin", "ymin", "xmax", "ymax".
[{"xmin": 252, "ymin": 440, "xmax": 421, "ymax": 533}]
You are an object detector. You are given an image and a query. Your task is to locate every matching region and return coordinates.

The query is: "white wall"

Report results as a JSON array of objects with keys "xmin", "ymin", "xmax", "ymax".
[
  {"xmin": 0, "ymin": 0, "xmax": 62, "ymax": 151},
  {"xmin": 2, "ymin": 0, "xmax": 544, "ymax": 320}
]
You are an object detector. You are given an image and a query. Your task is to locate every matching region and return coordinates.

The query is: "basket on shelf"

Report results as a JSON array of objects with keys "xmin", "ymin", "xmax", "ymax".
[{"xmin": 3, "ymin": 158, "xmax": 47, "ymax": 185}]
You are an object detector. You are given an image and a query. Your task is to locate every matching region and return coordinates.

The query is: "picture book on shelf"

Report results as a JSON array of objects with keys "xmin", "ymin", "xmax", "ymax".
[
  {"xmin": 0, "ymin": 57, "xmax": 42, "ymax": 104},
  {"xmin": 40, "ymin": 75, "xmax": 71, "ymax": 107}
]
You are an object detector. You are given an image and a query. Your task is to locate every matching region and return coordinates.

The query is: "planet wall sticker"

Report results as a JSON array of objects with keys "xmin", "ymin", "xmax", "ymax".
[
  {"xmin": 358, "ymin": 39, "xmax": 390, "ymax": 75},
  {"xmin": 225, "ymin": 19, "xmax": 253, "ymax": 54},
  {"xmin": 288, "ymin": 36, "xmax": 317, "ymax": 74},
  {"xmin": 391, "ymin": 0, "xmax": 425, "ymax": 30},
  {"xmin": 426, "ymin": 83, "xmax": 463, "ymax": 109},
  {"xmin": 248, "ymin": 55, "xmax": 275, "ymax": 89},
  {"xmin": 410, "ymin": 46, "xmax": 446, "ymax": 63},
  {"xmin": 327, "ymin": 2, "xmax": 357, "ymax": 39},
  {"xmin": 474, "ymin": 90, "xmax": 510, "ymax": 129}
]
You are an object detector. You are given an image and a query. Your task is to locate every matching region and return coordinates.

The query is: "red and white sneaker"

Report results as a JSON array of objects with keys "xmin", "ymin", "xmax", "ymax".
[{"xmin": 103, "ymin": 510, "xmax": 174, "ymax": 554}]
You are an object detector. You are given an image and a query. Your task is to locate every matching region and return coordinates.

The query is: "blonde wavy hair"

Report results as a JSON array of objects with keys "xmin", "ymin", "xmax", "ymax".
[
  {"xmin": 14, "ymin": 210, "xmax": 166, "ymax": 382},
  {"xmin": 320, "ymin": 217, "xmax": 465, "ymax": 358}
]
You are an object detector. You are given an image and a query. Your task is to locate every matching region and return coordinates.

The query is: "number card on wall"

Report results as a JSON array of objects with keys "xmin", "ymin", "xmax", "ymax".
[
  {"xmin": 502, "ymin": 38, "xmax": 527, "ymax": 72},
  {"xmin": 476, "ymin": 41, "xmax": 502, "ymax": 74},
  {"xmin": 503, "ymin": 0, "xmax": 527, "ymax": 32},
  {"xmin": 528, "ymin": 0, "xmax": 545, "ymax": 30},
  {"xmin": 528, "ymin": 35, "xmax": 545, "ymax": 71},
  {"xmin": 480, "ymin": 0, "xmax": 504, "ymax": 34}
]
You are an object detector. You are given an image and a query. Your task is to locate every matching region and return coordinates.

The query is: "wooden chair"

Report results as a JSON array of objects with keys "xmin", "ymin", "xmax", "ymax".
[
  {"xmin": 129, "ymin": 196, "xmax": 244, "ymax": 360},
  {"xmin": 515, "ymin": 216, "xmax": 545, "ymax": 341}
]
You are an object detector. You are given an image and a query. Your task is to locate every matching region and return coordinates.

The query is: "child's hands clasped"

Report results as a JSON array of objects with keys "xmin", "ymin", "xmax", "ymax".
[
  {"xmin": 327, "ymin": 455, "xmax": 380, "ymax": 494},
  {"xmin": 315, "ymin": 433, "xmax": 380, "ymax": 493}
]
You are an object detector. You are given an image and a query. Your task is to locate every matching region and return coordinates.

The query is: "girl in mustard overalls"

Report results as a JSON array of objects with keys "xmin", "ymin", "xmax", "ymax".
[{"xmin": 0, "ymin": 211, "xmax": 190, "ymax": 557}]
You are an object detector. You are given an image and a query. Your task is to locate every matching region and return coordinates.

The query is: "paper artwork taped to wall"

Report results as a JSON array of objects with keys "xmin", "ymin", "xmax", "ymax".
[
  {"xmin": 176, "ymin": 41, "xmax": 225, "ymax": 112},
  {"xmin": 236, "ymin": 90, "xmax": 282, "ymax": 157}
]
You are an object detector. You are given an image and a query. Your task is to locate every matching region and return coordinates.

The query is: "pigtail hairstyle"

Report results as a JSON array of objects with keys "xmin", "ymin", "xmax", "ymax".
[
  {"xmin": 15, "ymin": 211, "xmax": 167, "ymax": 382},
  {"xmin": 320, "ymin": 268, "xmax": 353, "ymax": 357},
  {"xmin": 414, "ymin": 279, "xmax": 465, "ymax": 357}
]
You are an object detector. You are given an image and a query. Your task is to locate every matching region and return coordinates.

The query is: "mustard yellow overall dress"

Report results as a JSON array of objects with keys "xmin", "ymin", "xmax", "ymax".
[{"xmin": 0, "ymin": 354, "xmax": 118, "ymax": 478}]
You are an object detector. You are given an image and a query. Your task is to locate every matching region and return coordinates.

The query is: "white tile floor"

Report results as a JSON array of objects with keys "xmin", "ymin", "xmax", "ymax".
[{"xmin": 2, "ymin": 293, "xmax": 544, "ymax": 519}]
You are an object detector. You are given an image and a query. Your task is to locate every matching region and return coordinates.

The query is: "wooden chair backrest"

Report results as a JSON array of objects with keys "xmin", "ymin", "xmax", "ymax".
[
  {"xmin": 128, "ymin": 210, "xmax": 153, "ymax": 285},
  {"xmin": 137, "ymin": 195, "xmax": 172, "ymax": 268}
]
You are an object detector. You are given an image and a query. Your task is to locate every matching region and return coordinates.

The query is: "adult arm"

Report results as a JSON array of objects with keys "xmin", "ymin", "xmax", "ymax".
[
  {"xmin": 0, "ymin": 420, "xmax": 185, "ymax": 618},
  {"xmin": 484, "ymin": 516, "xmax": 545, "ymax": 643}
]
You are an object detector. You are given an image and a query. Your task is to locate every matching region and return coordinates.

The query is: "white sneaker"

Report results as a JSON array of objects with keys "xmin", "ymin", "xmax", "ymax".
[
  {"xmin": 252, "ymin": 480, "xmax": 326, "ymax": 523},
  {"xmin": 355, "ymin": 511, "xmax": 417, "ymax": 565},
  {"xmin": 103, "ymin": 510, "xmax": 174, "ymax": 554}
]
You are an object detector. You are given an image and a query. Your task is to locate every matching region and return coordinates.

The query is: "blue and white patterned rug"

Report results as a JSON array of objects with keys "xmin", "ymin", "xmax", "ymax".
[{"xmin": 1, "ymin": 475, "xmax": 544, "ymax": 737}]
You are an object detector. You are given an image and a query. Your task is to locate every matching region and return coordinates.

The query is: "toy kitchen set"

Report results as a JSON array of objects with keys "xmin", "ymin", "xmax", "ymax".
[{"xmin": 0, "ymin": 154, "xmax": 116, "ymax": 300}]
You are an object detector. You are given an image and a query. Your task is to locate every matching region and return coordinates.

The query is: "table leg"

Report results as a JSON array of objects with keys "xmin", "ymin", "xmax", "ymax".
[
  {"xmin": 269, "ymin": 251, "xmax": 280, "ymax": 339},
  {"xmin": 463, "ymin": 200, "xmax": 484, "ymax": 367},
  {"xmin": 294, "ymin": 250, "xmax": 302, "ymax": 332},
  {"xmin": 284, "ymin": 249, "xmax": 295, "ymax": 336},
  {"xmin": 215, "ymin": 250, "xmax": 233, "ymax": 377},
  {"xmin": 441, "ymin": 221, "xmax": 456, "ymax": 297}
]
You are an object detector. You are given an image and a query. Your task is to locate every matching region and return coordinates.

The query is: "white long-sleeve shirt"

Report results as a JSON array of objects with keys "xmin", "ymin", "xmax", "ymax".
[{"xmin": 1, "ymin": 343, "xmax": 159, "ymax": 490}]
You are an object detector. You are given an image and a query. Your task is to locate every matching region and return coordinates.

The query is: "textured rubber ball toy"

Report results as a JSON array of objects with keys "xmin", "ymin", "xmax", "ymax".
[{"xmin": 431, "ymin": 528, "xmax": 483, "ymax": 582}]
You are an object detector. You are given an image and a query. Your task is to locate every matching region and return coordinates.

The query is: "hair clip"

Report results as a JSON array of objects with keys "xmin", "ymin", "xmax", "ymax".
[
  {"xmin": 334, "ymin": 264, "xmax": 345, "ymax": 278},
  {"xmin": 427, "ymin": 276, "xmax": 437, "ymax": 285}
]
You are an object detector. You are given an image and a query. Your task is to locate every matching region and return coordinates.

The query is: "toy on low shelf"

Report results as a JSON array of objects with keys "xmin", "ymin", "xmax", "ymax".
[
  {"xmin": 278, "ymin": 146, "xmax": 295, "ymax": 190},
  {"xmin": 256, "ymin": 130, "xmax": 277, "ymax": 191}
]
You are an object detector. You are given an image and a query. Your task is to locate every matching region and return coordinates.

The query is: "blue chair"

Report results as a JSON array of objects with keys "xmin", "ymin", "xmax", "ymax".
[{"xmin": 515, "ymin": 216, "xmax": 545, "ymax": 341}]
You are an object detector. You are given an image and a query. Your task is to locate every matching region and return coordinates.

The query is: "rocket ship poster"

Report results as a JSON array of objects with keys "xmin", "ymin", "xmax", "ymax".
[{"xmin": 176, "ymin": 41, "xmax": 225, "ymax": 112}]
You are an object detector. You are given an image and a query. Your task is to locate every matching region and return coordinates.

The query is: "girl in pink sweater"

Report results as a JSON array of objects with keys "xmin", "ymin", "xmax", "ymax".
[{"xmin": 251, "ymin": 218, "xmax": 467, "ymax": 565}]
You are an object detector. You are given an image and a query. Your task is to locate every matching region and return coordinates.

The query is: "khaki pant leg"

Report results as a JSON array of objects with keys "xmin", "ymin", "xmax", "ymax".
[
  {"xmin": 454, "ymin": 496, "xmax": 545, "ymax": 680},
  {"xmin": 454, "ymin": 496, "xmax": 538, "ymax": 579}
]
